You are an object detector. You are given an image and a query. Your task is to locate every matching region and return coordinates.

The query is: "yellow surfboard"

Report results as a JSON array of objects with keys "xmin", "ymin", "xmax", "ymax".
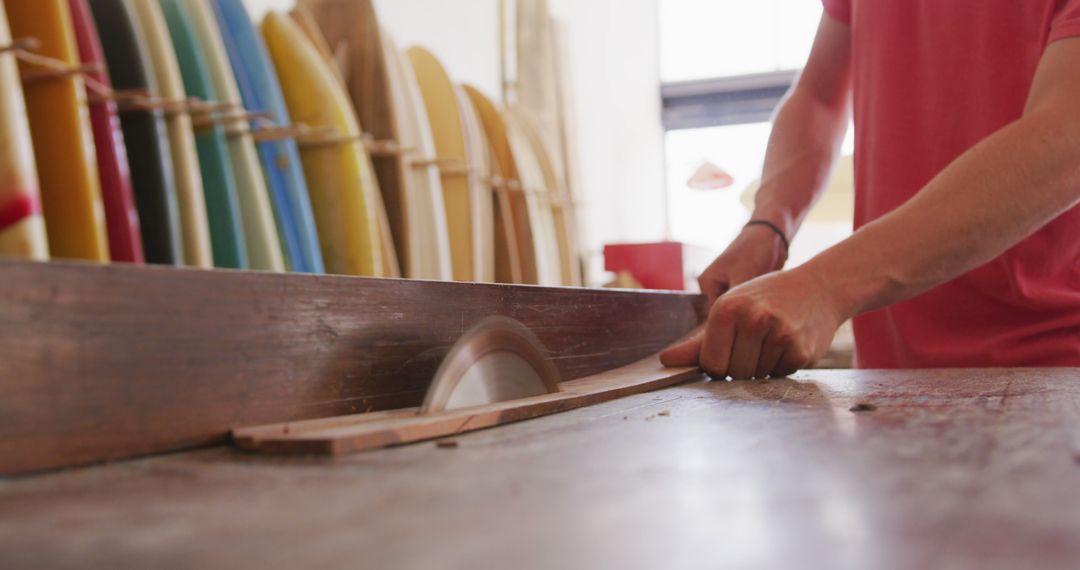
[
  {"xmin": 262, "ymin": 11, "xmax": 383, "ymax": 277},
  {"xmin": 130, "ymin": 0, "xmax": 212, "ymax": 269},
  {"xmin": 297, "ymin": 1, "xmax": 447, "ymax": 282},
  {"xmin": 186, "ymin": 0, "xmax": 283, "ymax": 272},
  {"xmin": 286, "ymin": 6, "xmax": 399, "ymax": 279},
  {"xmin": 7, "ymin": 0, "xmax": 108, "ymax": 261},
  {"xmin": 463, "ymin": 86, "xmax": 538, "ymax": 285},
  {"xmin": 0, "ymin": 1, "xmax": 48, "ymax": 260},
  {"xmin": 406, "ymin": 46, "xmax": 479, "ymax": 283}
]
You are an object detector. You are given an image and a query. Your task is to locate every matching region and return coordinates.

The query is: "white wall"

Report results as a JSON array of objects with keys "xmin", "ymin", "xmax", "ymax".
[
  {"xmin": 245, "ymin": 0, "xmax": 667, "ymax": 277},
  {"xmin": 546, "ymin": 0, "xmax": 668, "ymax": 266}
]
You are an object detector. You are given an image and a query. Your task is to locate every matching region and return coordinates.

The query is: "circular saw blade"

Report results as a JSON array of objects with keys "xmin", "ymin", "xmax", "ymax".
[{"xmin": 420, "ymin": 317, "xmax": 561, "ymax": 414}]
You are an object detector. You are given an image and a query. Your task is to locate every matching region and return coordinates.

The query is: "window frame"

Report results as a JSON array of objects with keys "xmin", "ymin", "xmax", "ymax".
[{"xmin": 661, "ymin": 70, "xmax": 796, "ymax": 131}]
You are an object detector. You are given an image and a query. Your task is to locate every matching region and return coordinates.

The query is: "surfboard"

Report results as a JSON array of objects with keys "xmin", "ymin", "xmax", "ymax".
[
  {"xmin": 286, "ymin": 4, "xmax": 342, "ymax": 83},
  {"xmin": 519, "ymin": 8, "xmax": 587, "ymax": 285},
  {"xmin": 462, "ymin": 86, "xmax": 520, "ymax": 285},
  {"xmin": 212, "ymin": 0, "xmax": 324, "ymax": 275},
  {"xmin": 262, "ymin": 11, "xmax": 384, "ymax": 277},
  {"xmin": 407, "ymin": 46, "xmax": 491, "ymax": 284},
  {"xmin": 128, "ymin": 0, "xmax": 212, "ymax": 269},
  {"xmin": 89, "ymin": 0, "xmax": 183, "ymax": 266},
  {"xmin": 509, "ymin": 106, "xmax": 581, "ymax": 286},
  {"xmin": 159, "ymin": 0, "xmax": 247, "ymax": 270},
  {"xmin": 6, "ymin": 0, "xmax": 109, "ymax": 261},
  {"xmin": 456, "ymin": 85, "xmax": 496, "ymax": 283},
  {"xmin": 297, "ymin": 0, "xmax": 445, "ymax": 281},
  {"xmin": 276, "ymin": 8, "xmax": 399, "ymax": 278},
  {"xmin": 550, "ymin": 21, "xmax": 586, "ymax": 285},
  {"xmin": 0, "ymin": 1, "xmax": 49, "ymax": 260},
  {"xmin": 515, "ymin": 0, "xmax": 562, "ymax": 164},
  {"xmin": 373, "ymin": 26, "xmax": 447, "ymax": 281},
  {"xmin": 185, "ymin": 0, "xmax": 284, "ymax": 272},
  {"xmin": 463, "ymin": 86, "xmax": 538, "ymax": 285},
  {"xmin": 504, "ymin": 108, "xmax": 561, "ymax": 286},
  {"xmin": 68, "ymin": 0, "xmax": 144, "ymax": 264}
]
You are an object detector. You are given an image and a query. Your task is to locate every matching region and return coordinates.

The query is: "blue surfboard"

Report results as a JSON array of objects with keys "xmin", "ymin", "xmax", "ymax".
[
  {"xmin": 159, "ymin": 0, "xmax": 249, "ymax": 270},
  {"xmin": 212, "ymin": 0, "xmax": 325, "ymax": 274}
]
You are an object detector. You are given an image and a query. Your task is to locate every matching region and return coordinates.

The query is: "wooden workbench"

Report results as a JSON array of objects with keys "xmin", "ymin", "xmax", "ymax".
[{"xmin": 1, "ymin": 368, "xmax": 1077, "ymax": 569}]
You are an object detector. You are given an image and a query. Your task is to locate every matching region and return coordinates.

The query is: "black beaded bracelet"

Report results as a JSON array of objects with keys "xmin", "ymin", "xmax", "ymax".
[{"xmin": 745, "ymin": 220, "xmax": 790, "ymax": 252}]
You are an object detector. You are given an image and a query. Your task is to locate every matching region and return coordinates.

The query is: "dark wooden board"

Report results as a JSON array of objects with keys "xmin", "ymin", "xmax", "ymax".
[
  {"xmin": 0, "ymin": 259, "xmax": 702, "ymax": 475},
  {"xmin": 1, "ymin": 368, "xmax": 1078, "ymax": 569}
]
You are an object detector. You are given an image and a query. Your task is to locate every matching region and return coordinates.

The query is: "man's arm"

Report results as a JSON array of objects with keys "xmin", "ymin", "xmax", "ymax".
[
  {"xmin": 663, "ymin": 36, "xmax": 1080, "ymax": 379},
  {"xmin": 811, "ymin": 36, "xmax": 1080, "ymax": 317},
  {"xmin": 697, "ymin": 15, "xmax": 852, "ymax": 304}
]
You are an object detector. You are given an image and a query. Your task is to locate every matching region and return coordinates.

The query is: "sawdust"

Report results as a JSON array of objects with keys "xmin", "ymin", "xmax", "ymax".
[
  {"xmin": 658, "ymin": 410, "xmax": 671, "ymax": 417},
  {"xmin": 436, "ymin": 440, "xmax": 459, "ymax": 449}
]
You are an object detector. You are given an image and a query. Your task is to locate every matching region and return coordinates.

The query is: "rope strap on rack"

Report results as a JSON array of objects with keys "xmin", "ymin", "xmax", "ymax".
[
  {"xmin": 191, "ymin": 109, "xmax": 273, "ymax": 129},
  {"xmin": 12, "ymin": 38, "xmax": 108, "ymax": 92},
  {"xmin": 0, "ymin": 37, "xmax": 40, "ymax": 54}
]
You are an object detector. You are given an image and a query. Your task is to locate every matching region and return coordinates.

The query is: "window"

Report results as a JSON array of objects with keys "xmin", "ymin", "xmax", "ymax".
[{"xmin": 659, "ymin": 0, "xmax": 853, "ymax": 268}]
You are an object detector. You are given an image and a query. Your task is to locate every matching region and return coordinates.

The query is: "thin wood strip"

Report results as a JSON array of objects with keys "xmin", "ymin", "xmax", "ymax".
[
  {"xmin": 20, "ymin": 61, "xmax": 101, "ymax": 84},
  {"xmin": 191, "ymin": 110, "xmax": 274, "ymax": 129},
  {"xmin": 410, "ymin": 157, "xmax": 473, "ymax": 179},
  {"xmin": 247, "ymin": 124, "xmax": 320, "ymax": 142},
  {"xmin": 87, "ymin": 88, "xmax": 151, "ymax": 105},
  {"xmin": 0, "ymin": 37, "xmax": 40, "ymax": 54},
  {"xmin": 187, "ymin": 100, "xmax": 237, "ymax": 115},
  {"xmin": 232, "ymin": 358, "xmax": 702, "ymax": 456},
  {"xmin": 115, "ymin": 96, "xmax": 192, "ymax": 115}
]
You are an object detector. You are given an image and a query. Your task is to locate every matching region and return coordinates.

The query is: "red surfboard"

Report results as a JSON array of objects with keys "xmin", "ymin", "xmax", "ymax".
[{"xmin": 68, "ymin": 0, "xmax": 144, "ymax": 263}]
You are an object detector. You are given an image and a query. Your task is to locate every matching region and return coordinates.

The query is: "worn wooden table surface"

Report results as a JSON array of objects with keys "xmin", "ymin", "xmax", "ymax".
[{"xmin": 1, "ymin": 368, "xmax": 1078, "ymax": 570}]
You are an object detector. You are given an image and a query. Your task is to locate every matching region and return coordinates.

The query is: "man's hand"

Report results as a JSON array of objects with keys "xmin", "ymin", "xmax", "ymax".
[
  {"xmin": 662, "ymin": 267, "xmax": 845, "ymax": 379},
  {"xmin": 698, "ymin": 225, "xmax": 788, "ymax": 306}
]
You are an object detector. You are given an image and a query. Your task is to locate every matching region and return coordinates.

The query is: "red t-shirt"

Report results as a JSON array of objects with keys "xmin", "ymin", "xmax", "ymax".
[{"xmin": 822, "ymin": 0, "xmax": 1080, "ymax": 368}]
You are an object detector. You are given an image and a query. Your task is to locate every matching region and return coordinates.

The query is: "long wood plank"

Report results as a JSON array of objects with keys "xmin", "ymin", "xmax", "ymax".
[
  {"xmin": 234, "ymin": 358, "xmax": 701, "ymax": 455},
  {"xmin": 0, "ymin": 259, "xmax": 703, "ymax": 475}
]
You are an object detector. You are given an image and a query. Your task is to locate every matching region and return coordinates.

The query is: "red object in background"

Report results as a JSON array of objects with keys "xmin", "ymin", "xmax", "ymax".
[{"xmin": 604, "ymin": 242, "xmax": 686, "ymax": 291}]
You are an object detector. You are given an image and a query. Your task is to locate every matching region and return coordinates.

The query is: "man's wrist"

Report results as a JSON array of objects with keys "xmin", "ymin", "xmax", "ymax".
[
  {"xmin": 799, "ymin": 245, "xmax": 886, "ymax": 323},
  {"xmin": 745, "ymin": 220, "xmax": 790, "ymax": 252},
  {"xmin": 739, "ymin": 223, "xmax": 789, "ymax": 269}
]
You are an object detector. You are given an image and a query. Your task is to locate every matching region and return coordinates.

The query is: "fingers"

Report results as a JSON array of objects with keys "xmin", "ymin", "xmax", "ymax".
[
  {"xmin": 699, "ymin": 304, "xmax": 737, "ymax": 379},
  {"xmin": 659, "ymin": 331, "xmax": 705, "ymax": 368},
  {"xmin": 727, "ymin": 318, "xmax": 770, "ymax": 379},
  {"xmin": 774, "ymin": 345, "xmax": 814, "ymax": 378},
  {"xmin": 697, "ymin": 274, "xmax": 728, "ymax": 307},
  {"xmin": 756, "ymin": 335, "xmax": 787, "ymax": 379}
]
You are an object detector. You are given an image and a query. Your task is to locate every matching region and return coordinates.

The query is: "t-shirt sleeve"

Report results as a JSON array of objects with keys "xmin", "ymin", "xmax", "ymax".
[
  {"xmin": 1050, "ymin": 0, "xmax": 1080, "ymax": 43},
  {"xmin": 821, "ymin": 0, "xmax": 851, "ymax": 24}
]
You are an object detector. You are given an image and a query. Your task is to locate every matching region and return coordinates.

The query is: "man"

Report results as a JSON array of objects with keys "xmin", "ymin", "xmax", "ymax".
[{"xmin": 661, "ymin": 0, "xmax": 1080, "ymax": 378}]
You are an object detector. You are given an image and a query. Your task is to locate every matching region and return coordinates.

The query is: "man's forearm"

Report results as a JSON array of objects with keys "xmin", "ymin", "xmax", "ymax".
[
  {"xmin": 752, "ymin": 82, "xmax": 851, "ymax": 240},
  {"xmin": 806, "ymin": 104, "xmax": 1080, "ymax": 319}
]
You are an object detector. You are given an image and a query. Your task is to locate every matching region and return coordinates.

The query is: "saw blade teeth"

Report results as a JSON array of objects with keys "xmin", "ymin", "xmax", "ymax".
[{"xmin": 420, "ymin": 317, "xmax": 561, "ymax": 414}]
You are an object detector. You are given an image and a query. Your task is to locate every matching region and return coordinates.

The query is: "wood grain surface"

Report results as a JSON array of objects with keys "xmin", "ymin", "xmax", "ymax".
[
  {"xmin": 0, "ymin": 259, "xmax": 702, "ymax": 475},
  {"xmin": 1, "ymin": 368, "xmax": 1078, "ymax": 569}
]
